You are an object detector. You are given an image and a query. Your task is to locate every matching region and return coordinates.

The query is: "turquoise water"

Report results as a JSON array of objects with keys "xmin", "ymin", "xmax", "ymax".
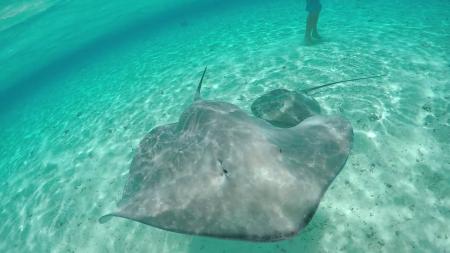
[{"xmin": 0, "ymin": 0, "xmax": 449, "ymax": 252}]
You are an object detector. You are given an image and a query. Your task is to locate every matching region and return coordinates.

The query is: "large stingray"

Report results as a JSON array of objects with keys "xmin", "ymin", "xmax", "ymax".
[
  {"xmin": 251, "ymin": 75, "xmax": 385, "ymax": 128},
  {"xmin": 99, "ymin": 67, "xmax": 353, "ymax": 242}
]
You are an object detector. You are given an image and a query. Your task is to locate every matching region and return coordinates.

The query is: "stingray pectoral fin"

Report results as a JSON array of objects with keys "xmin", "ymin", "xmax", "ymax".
[
  {"xmin": 99, "ymin": 212, "xmax": 141, "ymax": 224},
  {"xmin": 99, "ymin": 213, "xmax": 118, "ymax": 224}
]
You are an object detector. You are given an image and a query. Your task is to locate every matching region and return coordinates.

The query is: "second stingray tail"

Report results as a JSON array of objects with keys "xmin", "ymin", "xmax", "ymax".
[{"xmin": 301, "ymin": 74, "xmax": 386, "ymax": 94}]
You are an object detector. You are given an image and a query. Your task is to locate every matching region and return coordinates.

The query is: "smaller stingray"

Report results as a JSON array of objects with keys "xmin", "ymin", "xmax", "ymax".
[
  {"xmin": 251, "ymin": 75, "xmax": 385, "ymax": 128},
  {"xmin": 99, "ymin": 67, "xmax": 353, "ymax": 242},
  {"xmin": 251, "ymin": 89, "xmax": 321, "ymax": 128}
]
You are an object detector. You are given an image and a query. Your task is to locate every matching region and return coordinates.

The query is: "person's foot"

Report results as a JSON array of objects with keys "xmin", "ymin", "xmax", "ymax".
[
  {"xmin": 304, "ymin": 36, "xmax": 313, "ymax": 45},
  {"xmin": 312, "ymin": 31, "xmax": 321, "ymax": 39}
]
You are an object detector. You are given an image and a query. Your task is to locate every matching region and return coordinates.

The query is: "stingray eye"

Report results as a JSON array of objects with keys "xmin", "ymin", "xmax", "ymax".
[{"xmin": 217, "ymin": 159, "xmax": 229, "ymax": 176}]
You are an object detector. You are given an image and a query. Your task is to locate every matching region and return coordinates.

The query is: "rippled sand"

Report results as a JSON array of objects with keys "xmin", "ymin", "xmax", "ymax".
[{"xmin": 0, "ymin": 0, "xmax": 449, "ymax": 252}]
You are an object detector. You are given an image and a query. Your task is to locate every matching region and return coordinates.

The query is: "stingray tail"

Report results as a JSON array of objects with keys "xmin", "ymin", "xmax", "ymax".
[
  {"xmin": 301, "ymin": 74, "xmax": 386, "ymax": 94},
  {"xmin": 195, "ymin": 66, "xmax": 208, "ymax": 100}
]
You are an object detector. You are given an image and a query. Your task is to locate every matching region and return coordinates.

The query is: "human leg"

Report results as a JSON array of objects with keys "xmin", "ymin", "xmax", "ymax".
[
  {"xmin": 311, "ymin": 12, "xmax": 321, "ymax": 39},
  {"xmin": 305, "ymin": 13, "xmax": 314, "ymax": 44}
]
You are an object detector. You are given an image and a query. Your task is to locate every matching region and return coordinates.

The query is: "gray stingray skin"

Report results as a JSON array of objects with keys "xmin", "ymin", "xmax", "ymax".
[
  {"xmin": 251, "ymin": 89, "xmax": 321, "ymax": 128},
  {"xmin": 100, "ymin": 97, "xmax": 353, "ymax": 242}
]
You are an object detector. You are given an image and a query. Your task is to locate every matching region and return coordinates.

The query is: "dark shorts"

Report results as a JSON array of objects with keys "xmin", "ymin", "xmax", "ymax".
[{"xmin": 306, "ymin": 0, "xmax": 322, "ymax": 13}]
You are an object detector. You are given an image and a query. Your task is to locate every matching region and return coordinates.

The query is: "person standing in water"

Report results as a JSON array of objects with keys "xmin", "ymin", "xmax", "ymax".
[{"xmin": 305, "ymin": 0, "xmax": 322, "ymax": 45}]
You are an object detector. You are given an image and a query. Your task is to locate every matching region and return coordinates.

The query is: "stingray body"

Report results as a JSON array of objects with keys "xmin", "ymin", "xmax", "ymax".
[
  {"xmin": 251, "ymin": 89, "xmax": 321, "ymax": 128},
  {"xmin": 100, "ymin": 68, "xmax": 353, "ymax": 242},
  {"xmin": 251, "ymin": 75, "xmax": 385, "ymax": 128}
]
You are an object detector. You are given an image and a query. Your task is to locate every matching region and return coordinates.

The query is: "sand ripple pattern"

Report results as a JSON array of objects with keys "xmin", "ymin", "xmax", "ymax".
[{"xmin": 0, "ymin": 0, "xmax": 449, "ymax": 252}]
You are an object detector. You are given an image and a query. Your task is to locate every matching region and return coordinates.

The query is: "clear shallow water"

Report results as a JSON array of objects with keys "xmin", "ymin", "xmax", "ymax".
[{"xmin": 0, "ymin": 0, "xmax": 449, "ymax": 252}]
